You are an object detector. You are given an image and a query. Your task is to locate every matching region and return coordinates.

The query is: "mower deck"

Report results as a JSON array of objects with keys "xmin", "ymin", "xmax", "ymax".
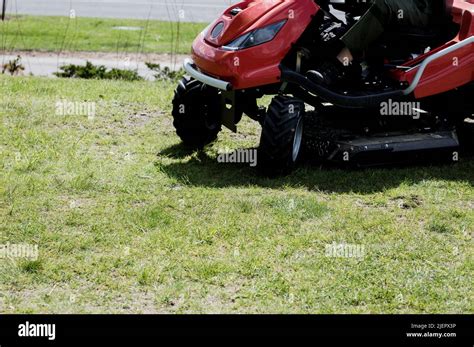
[{"xmin": 318, "ymin": 130, "xmax": 460, "ymax": 167}]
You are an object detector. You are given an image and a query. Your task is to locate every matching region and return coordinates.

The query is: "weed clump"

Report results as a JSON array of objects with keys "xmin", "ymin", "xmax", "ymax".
[{"xmin": 55, "ymin": 61, "xmax": 142, "ymax": 81}]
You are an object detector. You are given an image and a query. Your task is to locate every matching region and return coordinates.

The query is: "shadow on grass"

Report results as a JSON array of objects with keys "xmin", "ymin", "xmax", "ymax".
[
  {"xmin": 157, "ymin": 144, "xmax": 474, "ymax": 194},
  {"xmin": 159, "ymin": 143, "xmax": 198, "ymax": 159}
]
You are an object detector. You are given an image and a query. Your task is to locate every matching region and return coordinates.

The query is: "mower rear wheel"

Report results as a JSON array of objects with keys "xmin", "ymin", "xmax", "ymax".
[
  {"xmin": 258, "ymin": 95, "xmax": 305, "ymax": 175},
  {"xmin": 172, "ymin": 76, "xmax": 221, "ymax": 148}
]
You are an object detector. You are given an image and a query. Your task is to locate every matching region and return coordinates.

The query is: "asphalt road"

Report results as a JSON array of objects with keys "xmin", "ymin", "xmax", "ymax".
[{"xmin": 5, "ymin": 0, "xmax": 239, "ymax": 23}]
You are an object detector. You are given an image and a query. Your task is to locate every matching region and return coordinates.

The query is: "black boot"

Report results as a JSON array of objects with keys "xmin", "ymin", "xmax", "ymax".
[{"xmin": 307, "ymin": 59, "xmax": 359, "ymax": 87}]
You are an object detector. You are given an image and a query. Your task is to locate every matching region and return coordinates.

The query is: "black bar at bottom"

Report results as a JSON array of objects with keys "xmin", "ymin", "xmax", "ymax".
[{"xmin": 0, "ymin": 314, "xmax": 472, "ymax": 345}]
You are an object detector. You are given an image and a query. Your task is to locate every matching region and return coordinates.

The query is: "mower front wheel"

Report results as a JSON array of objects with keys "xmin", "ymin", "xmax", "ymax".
[
  {"xmin": 258, "ymin": 95, "xmax": 305, "ymax": 175},
  {"xmin": 172, "ymin": 77, "xmax": 221, "ymax": 148}
]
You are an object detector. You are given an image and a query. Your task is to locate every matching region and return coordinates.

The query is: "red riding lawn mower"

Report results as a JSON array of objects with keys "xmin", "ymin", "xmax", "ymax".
[{"xmin": 172, "ymin": 0, "xmax": 474, "ymax": 174}]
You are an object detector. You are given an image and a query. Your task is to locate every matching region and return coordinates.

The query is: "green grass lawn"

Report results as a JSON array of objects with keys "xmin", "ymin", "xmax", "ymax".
[
  {"xmin": 0, "ymin": 15, "xmax": 205, "ymax": 54},
  {"xmin": 0, "ymin": 74, "xmax": 473, "ymax": 313}
]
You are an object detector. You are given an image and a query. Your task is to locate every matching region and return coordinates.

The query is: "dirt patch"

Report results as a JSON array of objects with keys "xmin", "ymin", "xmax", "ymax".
[
  {"xmin": 390, "ymin": 195, "xmax": 423, "ymax": 209},
  {"xmin": 124, "ymin": 110, "xmax": 163, "ymax": 129}
]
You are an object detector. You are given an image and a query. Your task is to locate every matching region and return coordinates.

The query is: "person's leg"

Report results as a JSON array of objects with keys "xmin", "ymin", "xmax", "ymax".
[
  {"xmin": 340, "ymin": 0, "xmax": 431, "ymax": 61},
  {"xmin": 340, "ymin": 0, "xmax": 391, "ymax": 60},
  {"xmin": 307, "ymin": 0, "xmax": 432, "ymax": 85}
]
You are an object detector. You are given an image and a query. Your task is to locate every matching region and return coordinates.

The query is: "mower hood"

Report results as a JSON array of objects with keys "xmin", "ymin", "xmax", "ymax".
[{"xmin": 204, "ymin": 0, "xmax": 286, "ymax": 47}]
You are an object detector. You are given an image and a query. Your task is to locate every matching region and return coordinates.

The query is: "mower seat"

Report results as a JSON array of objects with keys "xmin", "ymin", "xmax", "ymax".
[
  {"xmin": 382, "ymin": 0, "xmax": 458, "ymax": 58},
  {"xmin": 382, "ymin": 16, "xmax": 459, "ymax": 57},
  {"xmin": 374, "ymin": 27, "xmax": 446, "ymax": 63},
  {"xmin": 384, "ymin": 26, "xmax": 441, "ymax": 48}
]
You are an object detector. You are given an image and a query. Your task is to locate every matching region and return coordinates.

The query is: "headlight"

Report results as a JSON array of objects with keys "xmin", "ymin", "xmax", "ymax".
[
  {"xmin": 222, "ymin": 20, "xmax": 287, "ymax": 51},
  {"xmin": 201, "ymin": 23, "xmax": 212, "ymax": 37}
]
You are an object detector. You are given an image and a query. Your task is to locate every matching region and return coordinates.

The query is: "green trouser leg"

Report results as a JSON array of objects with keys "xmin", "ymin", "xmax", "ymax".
[{"xmin": 341, "ymin": 0, "xmax": 432, "ymax": 55}]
